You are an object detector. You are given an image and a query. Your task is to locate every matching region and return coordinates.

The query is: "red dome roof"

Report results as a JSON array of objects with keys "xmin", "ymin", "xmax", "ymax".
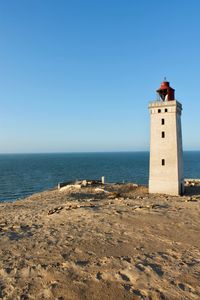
[{"xmin": 156, "ymin": 80, "xmax": 175, "ymax": 101}]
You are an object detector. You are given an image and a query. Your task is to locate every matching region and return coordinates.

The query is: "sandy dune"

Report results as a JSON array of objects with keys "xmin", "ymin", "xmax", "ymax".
[{"xmin": 0, "ymin": 184, "xmax": 200, "ymax": 300}]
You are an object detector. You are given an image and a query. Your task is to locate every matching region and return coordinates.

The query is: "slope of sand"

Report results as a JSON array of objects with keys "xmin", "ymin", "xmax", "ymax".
[{"xmin": 0, "ymin": 184, "xmax": 200, "ymax": 300}]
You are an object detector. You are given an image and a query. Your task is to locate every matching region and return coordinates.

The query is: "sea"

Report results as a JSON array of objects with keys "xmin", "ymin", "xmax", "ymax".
[{"xmin": 0, "ymin": 151, "xmax": 200, "ymax": 202}]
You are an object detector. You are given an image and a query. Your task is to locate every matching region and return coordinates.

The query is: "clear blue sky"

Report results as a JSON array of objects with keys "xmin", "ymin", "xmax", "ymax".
[{"xmin": 0, "ymin": 0, "xmax": 200, "ymax": 153}]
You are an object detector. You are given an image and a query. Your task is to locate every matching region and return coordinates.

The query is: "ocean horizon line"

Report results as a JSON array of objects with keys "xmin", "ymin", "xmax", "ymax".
[{"xmin": 0, "ymin": 149, "xmax": 200, "ymax": 155}]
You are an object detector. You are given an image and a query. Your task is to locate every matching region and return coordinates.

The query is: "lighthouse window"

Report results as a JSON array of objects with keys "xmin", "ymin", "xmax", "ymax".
[
  {"xmin": 162, "ymin": 131, "xmax": 165, "ymax": 138},
  {"xmin": 162, "ymin": 159, "xmax": 165, "ymax": 166},
  {"xmin": 158, "ymin": 109, "xmax": 161, "ymax": 113},
  {"xmin": 161, "ymin": 118, "xmax": 165, "ymax": 125}
]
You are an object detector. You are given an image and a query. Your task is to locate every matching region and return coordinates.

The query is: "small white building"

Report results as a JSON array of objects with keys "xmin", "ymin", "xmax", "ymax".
[{"xmin": 149, "ymin": 80, "xmax": 184, "ymax": 195}]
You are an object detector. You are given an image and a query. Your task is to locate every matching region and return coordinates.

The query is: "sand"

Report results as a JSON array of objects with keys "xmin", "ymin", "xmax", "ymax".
[{"xmin": 0, "ymin": 183, "xmax": 200, "ymax": 300}]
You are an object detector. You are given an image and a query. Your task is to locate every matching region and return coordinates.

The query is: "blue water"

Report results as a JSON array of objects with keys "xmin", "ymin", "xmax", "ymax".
[{"xmin": 0, "ymin": 151, "xmax": 199, "ymax": 202}]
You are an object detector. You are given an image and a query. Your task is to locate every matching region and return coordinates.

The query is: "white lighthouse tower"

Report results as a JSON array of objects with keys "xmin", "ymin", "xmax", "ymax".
[{"xmin": 149, "ymin": 80, "xmax": 184, "ymax": 195}]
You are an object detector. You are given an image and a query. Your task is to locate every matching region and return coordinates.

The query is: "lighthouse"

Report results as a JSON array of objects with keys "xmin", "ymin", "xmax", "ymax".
[{"xmin": 148, "ymin": 80, "xmax": 184, "ymax": 195}]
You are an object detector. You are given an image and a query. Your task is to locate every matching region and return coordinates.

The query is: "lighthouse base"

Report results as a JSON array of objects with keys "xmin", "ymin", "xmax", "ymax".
[{"xmin": 149, "ymin": 179, "xmax": 184, "ymax": 196}]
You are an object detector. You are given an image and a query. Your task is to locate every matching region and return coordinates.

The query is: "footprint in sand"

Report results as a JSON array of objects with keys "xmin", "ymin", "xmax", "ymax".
[
  {"xmin": 96, "ymin": 271, "xmax": 103, "ymax": 280},
  {"xmin": 177, "ymin": 282, "xmax": 195, "ymax": 293},
  {"xmin": 135, "ymin": 262, "xmax": 164, "ymax": 277},
  {"xmin": 118, "ymin": 271, "xmax": 130, "ymax": 282}
]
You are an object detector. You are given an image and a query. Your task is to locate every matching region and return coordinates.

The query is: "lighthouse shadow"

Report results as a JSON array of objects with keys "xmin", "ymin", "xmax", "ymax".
[{"xmin": 184, "ymin": 186, "xmax": 200, "ymax": 196}]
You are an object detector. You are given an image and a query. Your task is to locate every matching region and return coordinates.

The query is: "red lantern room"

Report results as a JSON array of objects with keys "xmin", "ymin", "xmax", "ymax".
[{"xmin": 157, "ymin": 79, "xmax": 175, "ymax": 101}]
